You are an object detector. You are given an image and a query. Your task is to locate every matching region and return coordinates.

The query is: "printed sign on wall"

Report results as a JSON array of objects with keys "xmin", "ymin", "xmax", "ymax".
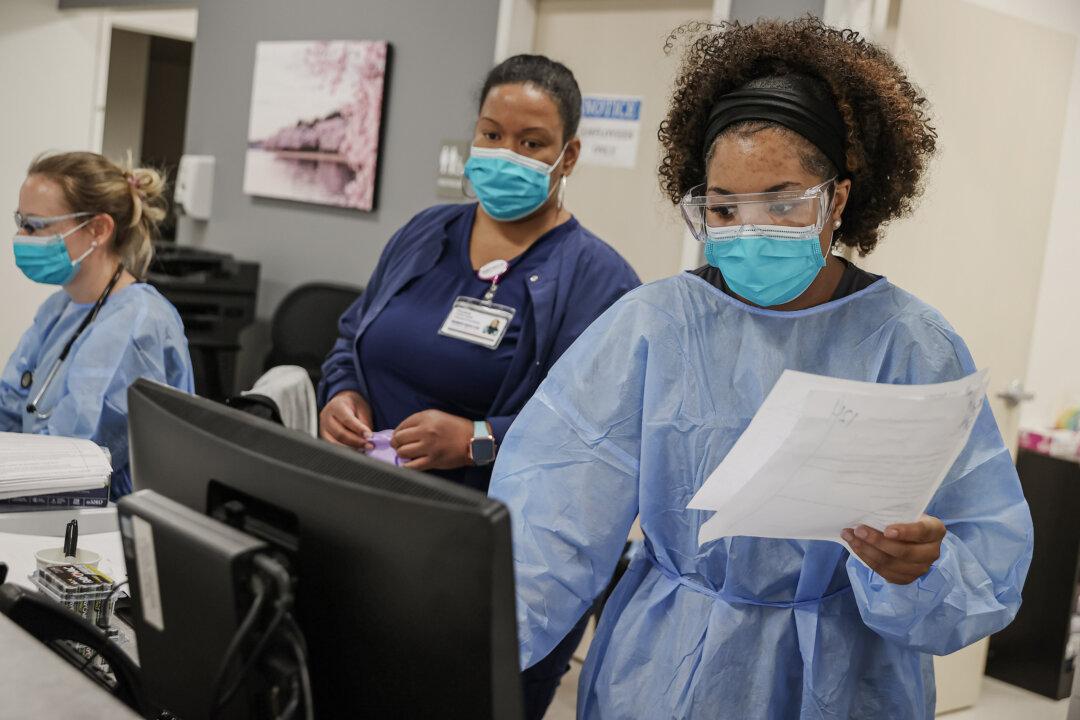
[{"xmin": 578, "ymin": 94, "xmax": 643, "ymax": 169}]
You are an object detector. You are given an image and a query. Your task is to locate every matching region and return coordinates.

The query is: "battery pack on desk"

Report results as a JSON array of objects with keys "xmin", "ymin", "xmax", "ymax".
[{"xmin": 32, "ymin": 563, "xmax": 116, "ymax": 630}]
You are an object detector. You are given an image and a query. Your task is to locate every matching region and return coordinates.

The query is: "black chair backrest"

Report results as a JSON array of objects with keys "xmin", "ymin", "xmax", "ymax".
[{"xmin": 264, "ymin": 282, "xmax": 363, "ymax": 386}]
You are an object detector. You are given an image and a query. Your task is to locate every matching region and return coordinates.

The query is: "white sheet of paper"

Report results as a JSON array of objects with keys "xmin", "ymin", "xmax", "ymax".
[{"xmin": 688, "ymin": 369, "xmax": 989, "ymax": 547}]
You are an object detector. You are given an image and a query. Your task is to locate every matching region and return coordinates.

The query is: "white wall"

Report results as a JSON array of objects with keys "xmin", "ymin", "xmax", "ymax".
[
  {"xmin": 0, "ymin": 0, "xmax": 104, "ymax": 363},
  {"xmin": 850, "ymin": 0, "xmax": 1075, "ymax": 448},
  {"xmin": 995, "ymin": 0, "xmax": 1080, "ymax": 430},
  {"xmin": 532, "ymin": 0, "xmax": 714, "ymax": 282},
  {"xmin": 0, "ymin": 0, "xmax": 196, "ymax": 363},
  {"xmin": 834, "ymin": 2, "xmax": 1080, "ymax": 433}
]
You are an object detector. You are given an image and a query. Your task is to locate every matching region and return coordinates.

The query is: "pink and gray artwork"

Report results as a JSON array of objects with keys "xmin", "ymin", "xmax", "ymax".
[{"xmin": 243, "ymin": 40, "xmax": 388, "ymax": 211}]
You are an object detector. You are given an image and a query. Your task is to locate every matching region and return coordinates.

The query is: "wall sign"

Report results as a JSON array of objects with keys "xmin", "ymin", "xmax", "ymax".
[{"xmin": 578, "ymin": 94, "xmax": 643, "ymax": 169}]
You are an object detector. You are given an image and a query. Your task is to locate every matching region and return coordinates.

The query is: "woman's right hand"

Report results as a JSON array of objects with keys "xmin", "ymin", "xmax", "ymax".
[{"xmin": 319, "ymin": 390, "xmax": 375, "ymax": 451}]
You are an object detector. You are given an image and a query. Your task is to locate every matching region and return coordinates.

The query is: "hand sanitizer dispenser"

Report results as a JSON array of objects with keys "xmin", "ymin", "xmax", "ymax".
[{"xmin": 175, "ymin": 155, "xmax": 215, "ymax": 220}]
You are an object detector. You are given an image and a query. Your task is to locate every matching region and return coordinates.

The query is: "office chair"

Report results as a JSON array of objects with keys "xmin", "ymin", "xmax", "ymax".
[{"xmin": 263, "ymin": 282, "xmax": 363, "ymax": 387}]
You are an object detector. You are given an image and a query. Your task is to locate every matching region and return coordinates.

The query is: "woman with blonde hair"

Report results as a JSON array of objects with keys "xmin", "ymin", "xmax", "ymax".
[{"xmin": 2, "ymin": 151, "xmax": 194, "ymax": 498}]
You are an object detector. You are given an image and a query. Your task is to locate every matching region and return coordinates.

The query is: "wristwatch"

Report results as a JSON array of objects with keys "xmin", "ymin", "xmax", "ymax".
[{"xmin": 469, "ymin": 420, "xmax": 497, "ymax": 466}]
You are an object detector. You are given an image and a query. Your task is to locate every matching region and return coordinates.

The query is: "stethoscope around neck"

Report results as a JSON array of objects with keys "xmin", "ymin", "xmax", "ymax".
[{"xmin": 22, "ymin": 265, "xmax": 124, "ymax": 420}]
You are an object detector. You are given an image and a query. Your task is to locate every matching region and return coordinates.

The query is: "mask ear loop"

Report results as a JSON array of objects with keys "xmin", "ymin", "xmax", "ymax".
[
  {"xmin": 63, "ymin": 218, "xmax": 98, "ymax": 264},
  {"xmin": 460, "ymin": 173, "xmax": 477, "ymax": 200},
  {"xmin": 71, "ymin": 240, "xmax": 98, "ymax": 265}
]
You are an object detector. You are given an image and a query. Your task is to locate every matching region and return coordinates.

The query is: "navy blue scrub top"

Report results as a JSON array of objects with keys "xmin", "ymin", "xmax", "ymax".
[{"xmin": 357, "ymin": 204, "xmax": 570, "ymax": 483}]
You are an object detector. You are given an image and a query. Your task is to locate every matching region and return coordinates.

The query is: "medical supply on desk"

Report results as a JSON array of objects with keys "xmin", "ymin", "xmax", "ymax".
[{"xmin": 32, "ymin": 563, "xmax": 117, "ymax": 631}]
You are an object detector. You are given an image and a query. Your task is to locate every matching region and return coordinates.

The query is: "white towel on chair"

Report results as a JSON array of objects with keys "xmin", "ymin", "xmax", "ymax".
[{"xmin": 242, "ymin": 365, "xmax": 317, "ymax": 437}]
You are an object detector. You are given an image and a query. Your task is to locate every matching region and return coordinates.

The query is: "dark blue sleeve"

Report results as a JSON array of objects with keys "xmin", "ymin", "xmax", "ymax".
[
  {"xmin": 318, "ymin": 293, "xmax": 367, "ymax": 407},
  {"xmin": 317, "ymin": 216, "xmax": 416, "ymax": 408},
  {"xmin": 550, "ymin": 248, "xmax": 641, "ymax": 365}
]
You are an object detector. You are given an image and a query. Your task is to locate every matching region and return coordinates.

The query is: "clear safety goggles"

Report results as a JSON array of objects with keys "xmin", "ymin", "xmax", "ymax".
[
  {"xmin": 679, "ymin": 178, "xmax": 836, "ymax": 242},
  {"xmin": 13, "ymin": 211, "xmax": 95, "ymax": 235}
]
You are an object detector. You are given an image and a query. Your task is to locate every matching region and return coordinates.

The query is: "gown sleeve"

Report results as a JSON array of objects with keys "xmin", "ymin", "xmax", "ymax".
[
  {"xmin": 489, "ymin": 292, "xmax": 680, "ymax": 668},
  {"xmin": 847, "ymin": 317, "xmax": 1034, "ymax": 655}
]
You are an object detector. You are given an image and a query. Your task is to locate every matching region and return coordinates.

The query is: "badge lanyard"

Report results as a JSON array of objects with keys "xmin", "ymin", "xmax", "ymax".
[
  {"xmin": 478, "ymin": 259, "xmax": 510, "ymax": 302},
  {"xmin": 438, "ymin": 259, "xmax": 516, "ymax": 350}
]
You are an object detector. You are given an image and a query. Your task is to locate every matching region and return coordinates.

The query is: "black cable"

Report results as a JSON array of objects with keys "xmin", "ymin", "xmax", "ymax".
[
  {"xmin": 214, "ymin": 554, "xmax": 301, "ymax": 716},
  {"xmin": 274, "ymin": 676, "xmax": 300, "ymax": 720},
  {"xmin": 209, "ymin": 577, "xmax": 269, "ymax": 720},
  {"xmin": 215, "ymin": 601, "xmax": 287, "ymax": 710},
  {"xmin": 75, "ymin": 580, "xmax": 131, "ymax": 674},
  {"xmin": 283, "ymin": 615, "xmax": 313, "ymax": 720}
]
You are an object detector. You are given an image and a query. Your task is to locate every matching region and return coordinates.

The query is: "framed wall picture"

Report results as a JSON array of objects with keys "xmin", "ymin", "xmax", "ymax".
[{"xmin": 244, "ymin": 40, "xmax": 389, "ymax": 211}]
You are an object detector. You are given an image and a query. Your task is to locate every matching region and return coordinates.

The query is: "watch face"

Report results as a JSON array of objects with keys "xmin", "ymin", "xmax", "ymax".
[{"xmin": 471, "ymin": 438, "xmax": 496, "ymax": 465}]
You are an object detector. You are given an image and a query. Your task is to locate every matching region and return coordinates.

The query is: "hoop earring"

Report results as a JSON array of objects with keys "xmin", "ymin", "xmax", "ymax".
[{"xmin": 557, "ymin": 175, "xmax": 567, "ymax": 210}]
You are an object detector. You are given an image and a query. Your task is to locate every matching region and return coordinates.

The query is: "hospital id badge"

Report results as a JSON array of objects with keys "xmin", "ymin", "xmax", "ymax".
[{"xmin": 439, "ymin": 297, "xmax": 515, "ymax": 349}]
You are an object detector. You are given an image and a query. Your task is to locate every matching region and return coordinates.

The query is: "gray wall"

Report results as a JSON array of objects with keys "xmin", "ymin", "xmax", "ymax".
[
  {"xmin": 59, "ymin": 0, "xmax": 192, "ymax": 7},
  {"xmin": 729, "ymin": 0, "xmax": 824, "ymax": 23},
  {"xmin": 177, "ymin": 0, "xmax": 500, "ymax": 385}
]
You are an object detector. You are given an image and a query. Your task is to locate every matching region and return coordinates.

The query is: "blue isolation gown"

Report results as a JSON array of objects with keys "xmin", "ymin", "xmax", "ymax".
[
  {"xmin": 488, "ymin": 273, "xmax": 1033, "ymax": 719},
  {"xmin": 0, "ymin": 284, "xmax": 194, "ymax": 498}
]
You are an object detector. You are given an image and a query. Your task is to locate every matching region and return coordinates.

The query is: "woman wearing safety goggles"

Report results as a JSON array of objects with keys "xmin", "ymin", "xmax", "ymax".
[
  {"xmin": 1, "ymin": 152, "xmax": 194, "ymax": 499},
  {"xmin": 489, "ymin": 17, "xmax": 1032, "ymax": 719}
]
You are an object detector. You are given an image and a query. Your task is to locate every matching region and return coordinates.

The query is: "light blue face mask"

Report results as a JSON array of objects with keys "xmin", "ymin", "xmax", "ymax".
[
  {"xmin": 464, "ymin": 145, "xmax": 566, "ymax": 222},
  {"xmin": 13, "ymin": 220, "xmax": 96, "ymax": 286},
  {"xmin": 704, "ymin": 229, "xmax": 826, "ymax": 307}
]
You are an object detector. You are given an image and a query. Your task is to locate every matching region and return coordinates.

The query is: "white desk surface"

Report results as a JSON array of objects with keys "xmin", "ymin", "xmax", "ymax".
[
  {"xmin": 0, "ymin": 506, "xmax": 126, "ymax": 590},
  {"xmin": 0, "ymin": 506, "xmax": 134, "ymax": 718}
]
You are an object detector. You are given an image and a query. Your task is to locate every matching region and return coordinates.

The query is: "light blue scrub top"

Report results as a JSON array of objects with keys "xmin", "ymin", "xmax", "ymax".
[
  {"xmin": 0, "ymin": 283, "xmax": 194, "ymax": 498},
  {"xmin": 489, "ymin": 273, "xmax": 1034, "ymax": 720}
]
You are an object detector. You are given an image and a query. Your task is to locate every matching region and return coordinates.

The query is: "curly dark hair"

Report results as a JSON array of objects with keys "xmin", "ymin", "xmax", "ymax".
[{"xmin": 658, "ymin": 17, "xmax": 937, "ymax": 255}]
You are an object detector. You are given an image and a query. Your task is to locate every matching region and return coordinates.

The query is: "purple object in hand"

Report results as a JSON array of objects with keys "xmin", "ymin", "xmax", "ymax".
[{"xmin": 366, "ymin": 429, "xmax": 404, "ymax": 467}]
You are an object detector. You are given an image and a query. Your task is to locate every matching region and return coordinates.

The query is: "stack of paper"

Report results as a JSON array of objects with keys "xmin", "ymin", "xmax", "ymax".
[
  {"xmin": 0, "ymin": 433, "xmax": 112, "ymax": 501},
  {"xmin": 688, "ymin": 369, "xmax": 989, "ymax": 547}
]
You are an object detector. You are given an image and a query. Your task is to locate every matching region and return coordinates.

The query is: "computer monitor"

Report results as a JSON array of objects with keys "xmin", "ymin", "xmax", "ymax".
[{"xmin": 126, "ymin": 379, "xmax": 523, "ymax": 719}]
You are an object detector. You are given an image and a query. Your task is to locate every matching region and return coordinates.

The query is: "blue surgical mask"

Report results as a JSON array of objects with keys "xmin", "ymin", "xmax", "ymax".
[
  {"xmin": 13, "ymin": 221, "xmax": 96, "ymax": 286},
  {"xmin": 464, "ymin": 145, "xmax": 566, "ymax": 222},
  {"xmin": 704, "ymin": 230, "xmax": 826, "ymax": 307}
]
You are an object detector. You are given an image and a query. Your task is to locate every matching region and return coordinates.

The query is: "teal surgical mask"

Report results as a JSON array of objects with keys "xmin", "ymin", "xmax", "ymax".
[
  {"xmin": 704, "ymin": 229, "xmax": 826, "ymax": 307},
  {"xmin": 13, "ymin": 220, "xmax": 96, "ymax": 286},
  {"xmin": 464, "ymin": 145, "xmax": 566, "ymax": 222},
  {"xmin": 680, "ymin": 178, "xmax": 837, "ymax": 307}
]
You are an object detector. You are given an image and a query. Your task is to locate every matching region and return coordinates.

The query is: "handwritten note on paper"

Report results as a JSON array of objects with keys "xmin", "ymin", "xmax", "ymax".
[{"xmin": 688, "ymin": 369, "xmax": 989, "ymax": 547}]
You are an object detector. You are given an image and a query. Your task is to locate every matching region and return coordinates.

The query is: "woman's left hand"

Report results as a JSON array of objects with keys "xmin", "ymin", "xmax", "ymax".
[
  {"xmin": 392, "ymin": 410, "xmax": 474, "ymax": 471},
  {"xmin": 842, "ymin": 515, "xmax": 947, "ymax": 585}
]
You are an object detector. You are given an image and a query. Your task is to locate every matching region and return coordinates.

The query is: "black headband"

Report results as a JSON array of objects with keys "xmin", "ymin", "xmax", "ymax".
[{"xmin": 702, "ymin": 84, "xmax": 848, "ymax": 176}]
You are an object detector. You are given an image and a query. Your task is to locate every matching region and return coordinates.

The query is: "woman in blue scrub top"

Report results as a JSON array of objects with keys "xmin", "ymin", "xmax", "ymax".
[
  {"xmin": 489, "ymin": 19, "xmax": 1034, "ymax": 719},
  {"xmin": 318, "ymin": 55, "xmax": 640, "ymax": 717},
  {"xmin": 1, "ymin": 152, "xmax": 194, "ymax": 499}
]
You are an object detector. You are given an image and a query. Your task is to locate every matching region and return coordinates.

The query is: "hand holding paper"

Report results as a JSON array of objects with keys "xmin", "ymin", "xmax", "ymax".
[
  {"xmin": 688, "ymin": 369, "xmax": 989, "ymax": 559},
  {"xmin": 841, "ymin": 514, "xmax": 948, "ymax": 584}
]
